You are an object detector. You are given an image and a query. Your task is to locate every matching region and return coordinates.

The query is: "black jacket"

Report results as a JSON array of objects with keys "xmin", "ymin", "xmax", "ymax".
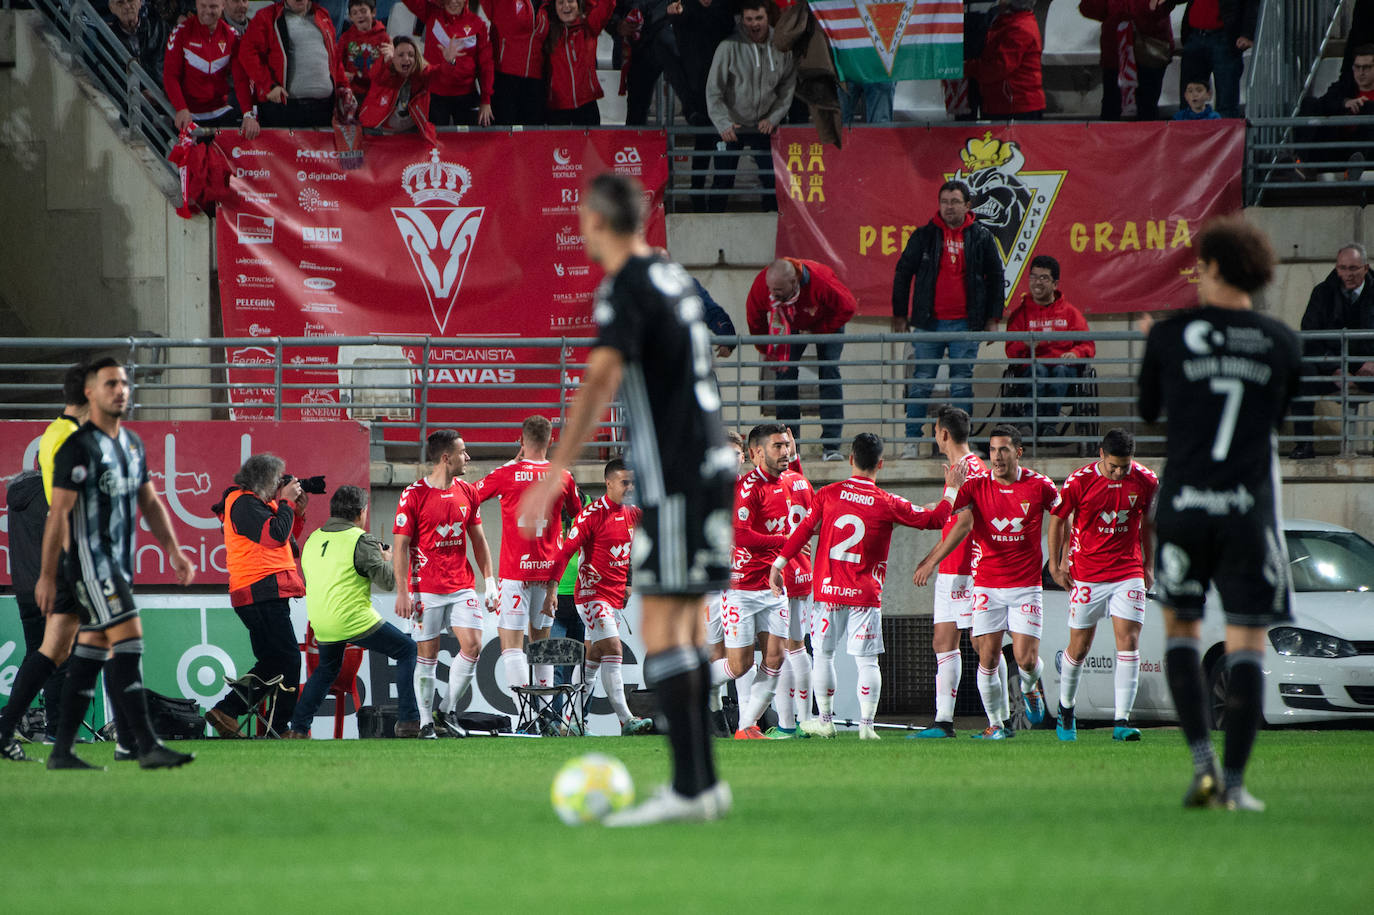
[
  {"xmin": 1310, "ymin": 70, "xmax": 1374, "ymax": 116},
  {"xmin": 6, "ymin": 471, "xmax": 46, "ymax": 600},
  {"xmin": 1300, "ymin": 269, "xmax": 1374, "ymax": 373},
  {"xmin": 892, "ymin": 218, "xmax": 1006, "ymax": 331}
]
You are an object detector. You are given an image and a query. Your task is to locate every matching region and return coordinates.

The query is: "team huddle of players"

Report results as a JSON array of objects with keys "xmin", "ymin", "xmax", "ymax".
[{"xmin": 700, "ymin": 411, "xmax": 1156, "ymax": 741}]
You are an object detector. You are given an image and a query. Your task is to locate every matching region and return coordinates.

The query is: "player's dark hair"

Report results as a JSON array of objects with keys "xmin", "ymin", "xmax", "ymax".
[
  {"xmin": 62, "ymin": 362, "xmax": 89, "ymax": 407},
  {"xmin": 585, "ymin": 173, "xmax": 644, "ymax": 236},
  {"xmin": 747, "ymin": 422, "xmax": 788, "ymax": 452},
  {"xmin": 725, "ymin": 430, "xmax": 745, "ymax": 450},
  {"xmin": 1100, "ymin": 428, "xmax": 1135, "ymax": 457},
  {"xmin": 851, "ymin": 433, "xmax": 883, "ymax": 471},
  {"xmin": 86, "ymin": 356, "xmax": 122, "ymax": 383},
  {"xmin": 935, "ymin": 405, "xmax": 970, "ymax": 443},
  {"xmin": 330, "ymin": 484, "xmax": 369, "ymax": 522},
  {"xmin": 426, "ymin": 429, "xmax": 461, "ymax": 463},
  {"xmin": 989, "ymin": 423, "xmax": 1022, "ymax": 450},
  {"xmin": 604, "ymin": 457, "xmax": 627, "ymax": 478},
  {"xmin": 938, "ymin": 180, "xmax": 971, "ymax": 203},
  {"xmin": 1196, "ymin": 216, "xmax": 1276, "ymax": 294},
  {"xmin": 522, "ymin": 415, "xmax": 553, "ymax": 447},
  {"xmin": 1030, "ymin": 255, "xmax": 1060, "ymax": 282}
]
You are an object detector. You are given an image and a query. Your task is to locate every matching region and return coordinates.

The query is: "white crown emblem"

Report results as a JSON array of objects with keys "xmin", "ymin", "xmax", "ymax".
[{"xmin": 401, "ymin": 149, "xmax": 472, "ymax": 205}]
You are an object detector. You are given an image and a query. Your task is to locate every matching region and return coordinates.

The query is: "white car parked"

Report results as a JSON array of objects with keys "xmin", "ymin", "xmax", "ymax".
[{"xmin": 1036, "ymin": 519, "xmax": 1374, "ymax": 726}]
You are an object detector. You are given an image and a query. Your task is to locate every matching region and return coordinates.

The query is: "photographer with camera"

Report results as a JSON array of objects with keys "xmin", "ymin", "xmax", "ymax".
[{"xmin": 204, "ymin": 453, "xmax": 312, "ymax": 738}]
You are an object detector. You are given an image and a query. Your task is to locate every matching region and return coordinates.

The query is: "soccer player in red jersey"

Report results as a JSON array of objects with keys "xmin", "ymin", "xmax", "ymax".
[
  {"xmin": 714, "ymin": 423, "xmax": 794, "ymax": 739},
  {"xmin": 476, "ymin": 416, "xmax": 582, "ymax": 696},
  {"xmin": 912, "ymin": 405, "xmax": 990, "ymax": 738},
  {"xmin": 1047, "ymin": 428, "xmax": 1158, "ymax": 742},
  {"xmin": 776, "ymin": 428, "xmax": 815, "ymax": 736},
  {"xmin": 548, "ymin": 458, "xmax": 653, "ymax": 735},
  {"xmin": 393, "ymin": 430, "xmax": 495, "ymax": 738},
  {"xmin": 705, "ymin": 431, "xmax": 746, "ymax": 732},
  {"xmin": 769, "ymin": 433, "xmax": 965, "ymax": 739},
  {"xmin": 916, "ymin": 424, "xmax": 1058, "ymax": 740}
]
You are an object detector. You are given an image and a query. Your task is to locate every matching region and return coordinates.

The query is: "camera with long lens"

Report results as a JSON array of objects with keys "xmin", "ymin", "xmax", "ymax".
[{"xmin": 278, "ymin": 474, "xmax": 328, "ymax": 495}]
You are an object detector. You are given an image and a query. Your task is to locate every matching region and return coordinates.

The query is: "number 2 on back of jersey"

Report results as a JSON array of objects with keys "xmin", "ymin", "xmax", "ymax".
[{"xmin": 829, "ymin": 514, "xmax": 866, "ymax": 563}]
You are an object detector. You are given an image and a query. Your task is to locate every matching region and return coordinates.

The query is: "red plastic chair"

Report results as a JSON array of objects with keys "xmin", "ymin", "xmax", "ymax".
[{"xmin": 301, "ymin": 623, "xmax": 366, "ymax": 739}]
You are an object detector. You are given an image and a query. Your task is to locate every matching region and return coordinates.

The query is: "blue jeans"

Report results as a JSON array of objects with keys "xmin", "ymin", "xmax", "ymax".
[
  {"xmin": 1009, "ymin": 362, "xmax": 1083, "ymax": 425},
  {"xmin": 906, "ymin": 319, "xmax": 981, "ymax": 440},
  {"xmin": 289, "ymin": 621, "xmax": 418, "ymax": 732},
  {"xmin": 1181, "ymin": 30, "xmax": 1244, "ymax": 118},
  {"xmin": 840, "ymin": 82, "xmax": 896, "ymax": 124},
  {"xmin": 775, "ymin": 334, "xmax": 845, "ymax": 451}
]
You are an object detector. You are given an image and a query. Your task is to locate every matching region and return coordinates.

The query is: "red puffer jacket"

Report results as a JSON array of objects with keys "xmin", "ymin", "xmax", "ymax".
[
  {"xmin": 237, "ymin": 1, "xmax": 347, "ymax": 102},
  {"xmin": 403, "ymin": 0, "xmax": 495, "ymax": 102},
  {"xmin": 546, "ymin": 0, "xmax": 613, "ymax": 111},
  {"xmin": 488, "ymin": 0, "xmax": 549, "ymax": 79},
  {"xmin": 967, "ymin": 8, "xmax": 1044, "ymax": 116},
  {"xmin": 1078, "ymin": 0, "xmax": 1174, "ymax": 70}
]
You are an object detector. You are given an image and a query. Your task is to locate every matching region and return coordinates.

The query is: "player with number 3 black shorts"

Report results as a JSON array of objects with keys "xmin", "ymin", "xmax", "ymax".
[
  {"xmin": 521, "ymin": 173, "xmax": 735, "ymax": 826},
  {"xmin": 1138, "ymin": 216, "xmax": 1302, "ymax": 812}
]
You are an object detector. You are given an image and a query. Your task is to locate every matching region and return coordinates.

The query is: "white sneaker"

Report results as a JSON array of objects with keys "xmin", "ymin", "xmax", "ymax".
[
  {"xmin": 800, "ymin": 717, "xmax": 837, "ymax": 738},
  {"xmin": 603, "ymin": 781, "xmax": 733, "ymax": 827},
  {"xmin": 822, "ymin": 450, "xmax": 843, "ymax": 462},
  {"xmin": 1223, "ymin": 785, "xmax": 1266, "ymax": 812},
  {"xmin": 859, "ymin": 725, "xmax": 880, "ymax": 740},
  {"xmin": 900, "ymin": 445, "xmax": 921, "ymax": 460}
]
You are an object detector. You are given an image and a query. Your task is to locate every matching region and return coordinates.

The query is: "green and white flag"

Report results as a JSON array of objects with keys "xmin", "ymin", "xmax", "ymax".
[{"xmin": 811, "ymin": 0, "xmax": 964, "ymax": 83}]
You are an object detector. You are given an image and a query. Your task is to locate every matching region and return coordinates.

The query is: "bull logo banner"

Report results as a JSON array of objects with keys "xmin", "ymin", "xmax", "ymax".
[
  {"xmin": 214, "ymin": 131, "xmax": 668, "ymax": 443},
  {"xmin": 773, "ymin": 121, "xmax": 1244, "ymax": 316}
]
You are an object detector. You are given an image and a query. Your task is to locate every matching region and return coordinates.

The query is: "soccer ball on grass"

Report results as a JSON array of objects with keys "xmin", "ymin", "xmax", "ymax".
[{"xmin": 550, "ymin": 753, "xmax": 635, "ymax": 825}]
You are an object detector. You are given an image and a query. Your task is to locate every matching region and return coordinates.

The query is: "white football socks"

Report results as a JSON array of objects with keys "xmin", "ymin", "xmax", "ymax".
[
  {"xmin": 996, "ymin": 654, "xmax": 1011, "ymax": 722},
  {"xmin": 600, "ymin": 655, "xmax": 632, "ymax": 725},
  {"xmin": 742, "ymin": 664, "xmax": 780, "ymax": 729},
  {"xmin": 442, "ymin": 650, "xmax": 478, "ymax": 714},
  {"xmin": 788, "ymin": 647, "xmax": 812, "ymax": 722},
  {"xmin": 776, "ymin": 661, "xmax": 795, "ymax": 729},
  {"xmin": 934, "ymin": 649, "xmax": 960, "ymax": 722},
  {"xmin": 584, "ymin": 658, "xmax": 602, "ymax": 702},
  {"xmin": 813, "ymin": 649, "xmax": 836, "ymax": 722},
  {"xmin": 1115, "ymin": 650, "xmax": 1140, "ymax": 721},
  {"xmin": 977, "ymin": 664, "xmax": 1003, "ymax": 728},
  {"xmin": 501, "ymin": 648, "xmax": 529, "ymax": 690},
  {"xmin": 534, "ymin": 663, "xmax": 554, "ymax": 689},
  {"xmin": 1059, "ymin": 650, "xmax": 1083, "ymax": 709},
  {"xmin": 415, "ymin": 656, "xmax": 438, "ymax": 727},
  {"xmin": 1019, "ymin": 655, "xmax": 1043, "ymax": 698},
  {"xmin": 856, "ymin": 655, "xmax": 881, "ymax": 727}
]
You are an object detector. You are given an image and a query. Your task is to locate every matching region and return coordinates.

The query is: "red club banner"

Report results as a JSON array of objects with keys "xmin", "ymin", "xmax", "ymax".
[
  {"xmin": 772, "ymin": 121, "xmax": 1245, "ymax": 316},
  {"xmin": 214, "ymin": 130, "xmax": 668, "ymax": 442},
  {"xmin": 0, "ymin": 421, "xmax": 370, "ymax": 586}
]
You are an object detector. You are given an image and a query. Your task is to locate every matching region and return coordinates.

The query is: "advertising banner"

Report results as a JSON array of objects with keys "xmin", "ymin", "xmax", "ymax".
[
  {"xmin": 214, "ymin": 130, "xmax": 668, "ymax": 443},
  {"xmin": 773, "ymin": 121, "xmax": 1246, "ymax": 316},
  {"xmin": 0, "ymin": 420, "xmax": 371, "ymax": 586}
]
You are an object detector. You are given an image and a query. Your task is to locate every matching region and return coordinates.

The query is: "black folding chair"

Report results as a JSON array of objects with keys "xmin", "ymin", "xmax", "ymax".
[{"xmin": 511, "ymin": 638, "xmax": 585, "ymax": 737}]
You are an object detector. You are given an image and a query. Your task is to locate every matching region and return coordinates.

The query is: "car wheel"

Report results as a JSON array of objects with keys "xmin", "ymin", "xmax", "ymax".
[{"xmin": 1207, "ymin": 656, "xmax": 1229, "ymax": 730}]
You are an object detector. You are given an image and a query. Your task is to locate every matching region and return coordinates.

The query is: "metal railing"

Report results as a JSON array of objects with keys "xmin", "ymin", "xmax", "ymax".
[
  {"xmin": 3, "ymin": 330, "xmax": 1373, "ymax": 464},
  {"xmin": 26, "ymin": 0, "xmax": 177, "ymax": 164}
]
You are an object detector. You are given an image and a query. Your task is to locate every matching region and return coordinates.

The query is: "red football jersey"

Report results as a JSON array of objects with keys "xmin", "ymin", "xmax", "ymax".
[
  {"xmin": 954, "ymin": 467, "xmax": 1059, "ymax": 588},
  {"xmin": 1051, "ymin": 460, "xmax": 1159, "ymax": 583},
  {"xmin": 779, "ymin": 476, "xmax": 952, "ymax": 607},
  {"xmin": 731, "ymin": 467, "xmax": 791, "ymax": 591},
  {"xmin": 549, "ymin": 495, "xmax": 642, "ymax": 607},
  {"xmin": 475, "ymin": 459, "xmax": 581, "ymax": 580},
  {"xmin": 392, "ymin": 477, "xmax": 482, "ymax": 594},
  {"xmin": 938, "ymin": 451, "xmax": 989, "ymax": 576},
  {"xmin": 780, "ymin": 468, "xmax": 814, "ymax": 598}
]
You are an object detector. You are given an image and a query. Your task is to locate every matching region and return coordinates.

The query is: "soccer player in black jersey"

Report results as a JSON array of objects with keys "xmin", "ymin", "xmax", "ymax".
[
  {"xmin": 0, "ymin": 359, "xmax": 197, "ymax": 769},
  {"xmin": 522, "ymin": 173, "xmax": 736, "ymax": 825},
  {"xmin": 1138, "ymin": 218, "xmax": 1302, "ymax": 811}
]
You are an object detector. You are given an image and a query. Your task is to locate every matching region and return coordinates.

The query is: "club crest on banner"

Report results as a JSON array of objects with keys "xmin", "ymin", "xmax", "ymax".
[
  {"xmin": 391, "ymin": 149, "xmax": 484, "ymax": 333},
  {"xmin": 947, "ymin": 133, "xmax": 1066, "ymax": 300}
]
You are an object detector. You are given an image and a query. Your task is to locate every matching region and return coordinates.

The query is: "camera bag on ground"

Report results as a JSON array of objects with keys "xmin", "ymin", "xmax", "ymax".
[{"xmin": 147, "ymin": 691, "xmax": 205, "ymax": 740}]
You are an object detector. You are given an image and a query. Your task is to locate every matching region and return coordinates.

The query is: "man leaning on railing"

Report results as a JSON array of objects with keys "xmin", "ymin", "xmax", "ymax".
[{"xmin": 1290, "ymin": 243, "xmax": 1374, "ymax": 459}]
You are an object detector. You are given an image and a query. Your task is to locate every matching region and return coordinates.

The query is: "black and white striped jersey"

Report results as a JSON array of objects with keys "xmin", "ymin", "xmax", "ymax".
[
  {"xmin": 593, "ymin": 253, "xmax": 735, "ymax": 506},
  {"xmin": 51, "ymin": 422, "xmax": 149, "ymax": 586}
]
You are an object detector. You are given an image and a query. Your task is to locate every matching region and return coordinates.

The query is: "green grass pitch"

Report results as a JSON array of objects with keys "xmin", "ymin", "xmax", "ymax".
[{"xmin": 3, "ymin": 728, "xmax": 1371, "ymax": 913}]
